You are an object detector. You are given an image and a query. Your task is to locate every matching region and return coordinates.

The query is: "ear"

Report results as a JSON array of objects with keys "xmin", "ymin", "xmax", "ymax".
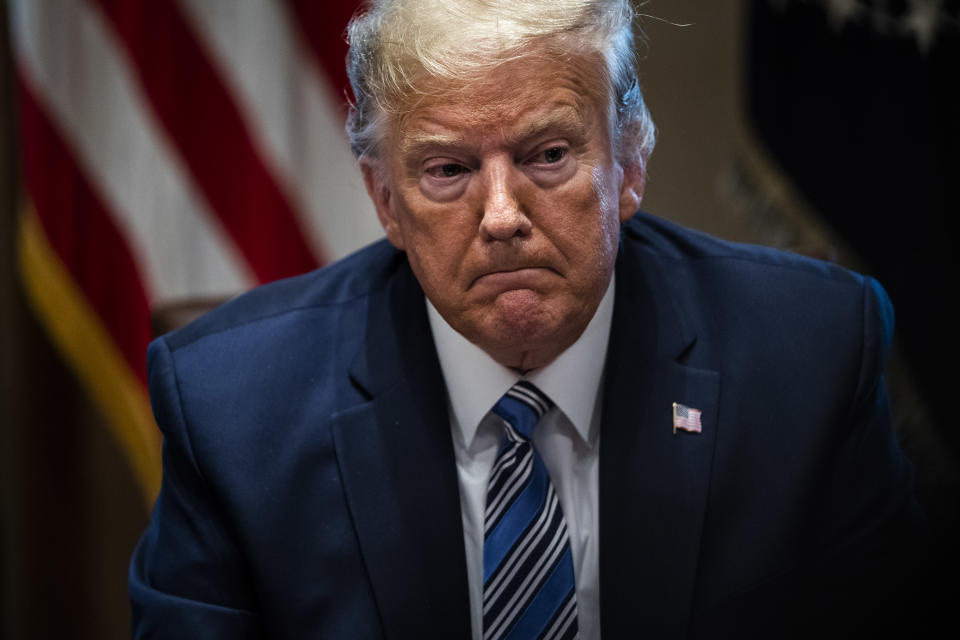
[
  {"xmin": 361, "ymin": 158, "xmax": 406, "ymax": 250},
  {"xmin": 617, "ymin": 162, "xmax": 646, "ymax": 223}
]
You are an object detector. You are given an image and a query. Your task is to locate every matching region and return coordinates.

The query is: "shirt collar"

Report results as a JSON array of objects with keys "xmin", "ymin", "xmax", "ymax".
[{"xmin": 427, "ymin": 274, "xmax": 614, "ymax": 449}]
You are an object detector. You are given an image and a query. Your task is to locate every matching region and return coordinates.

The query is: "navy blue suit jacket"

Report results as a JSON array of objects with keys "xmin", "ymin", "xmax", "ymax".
[{"xmin": 130, "ymin": 212, "xmax": 923, "ymax": 638}]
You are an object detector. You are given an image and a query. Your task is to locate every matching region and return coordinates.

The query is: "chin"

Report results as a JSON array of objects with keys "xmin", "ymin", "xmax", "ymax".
[{"xmin": 472, "ymin": 292, "xmax": 581, "ymax": 368}]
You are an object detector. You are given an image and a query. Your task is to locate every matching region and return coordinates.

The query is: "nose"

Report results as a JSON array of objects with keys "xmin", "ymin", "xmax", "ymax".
[{"xmin": 479, "ymin": 159, "xmax": 531, "ymax": 241}]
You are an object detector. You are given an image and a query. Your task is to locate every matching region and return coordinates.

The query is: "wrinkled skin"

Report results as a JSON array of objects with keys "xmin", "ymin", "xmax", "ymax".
[{"xmin": 363, "ymin": 51, "xmax": 644, "ymax": 371}]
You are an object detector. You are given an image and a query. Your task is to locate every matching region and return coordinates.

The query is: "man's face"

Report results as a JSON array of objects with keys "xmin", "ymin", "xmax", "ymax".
[{"xmin": 363, "ymin": 53, "xmax": 643, "ymax": 370}]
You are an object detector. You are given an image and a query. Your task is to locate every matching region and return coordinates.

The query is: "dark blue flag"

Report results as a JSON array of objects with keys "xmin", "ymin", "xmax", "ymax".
[{"xmin": 747, "ymin": 0, "xmax": 958, "ymax": 452}]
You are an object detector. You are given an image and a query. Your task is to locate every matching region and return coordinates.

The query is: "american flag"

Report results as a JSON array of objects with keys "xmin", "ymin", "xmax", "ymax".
[
  {"xmin": 9, "ymin": 0, "xmax": 375, "ymax": 506},
  {"xmin": 673, "ymin": 402, "xmax": 702, "ymax": 434}
]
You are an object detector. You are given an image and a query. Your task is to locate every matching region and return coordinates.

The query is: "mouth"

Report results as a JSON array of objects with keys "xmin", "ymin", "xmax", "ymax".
[{"xmin": 470, "ymin": 266, "xmax": 556, "ymax": 293}]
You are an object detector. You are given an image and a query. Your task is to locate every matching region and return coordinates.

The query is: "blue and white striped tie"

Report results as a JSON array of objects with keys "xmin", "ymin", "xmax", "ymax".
[{"xmin": 482, "ymin": 381, "xmax": 578, "ymax": 640}]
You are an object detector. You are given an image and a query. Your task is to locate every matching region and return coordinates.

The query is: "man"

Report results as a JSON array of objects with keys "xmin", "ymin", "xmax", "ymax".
[{"xmin": 130, "ymin": 0, "xmax": 924, "ymax": 637}]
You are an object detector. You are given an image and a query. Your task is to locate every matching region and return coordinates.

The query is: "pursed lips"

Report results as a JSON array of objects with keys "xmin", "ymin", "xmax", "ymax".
[{"xmin": 469, "ymin": 266, "xmax": 558, "ymax": 293}]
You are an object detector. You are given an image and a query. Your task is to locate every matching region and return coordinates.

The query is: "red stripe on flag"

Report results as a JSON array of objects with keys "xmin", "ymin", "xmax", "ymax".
[
  {"xmin": 284, "ymin": 0, "xmax": 360, "ymax": 105},
  {"xmin": 91, "ymin": 0, "xmax": 322, "ymax": 283},
  {"xmin": 18, "ymin": 77, "xmax": 151, "ymax": 385}
]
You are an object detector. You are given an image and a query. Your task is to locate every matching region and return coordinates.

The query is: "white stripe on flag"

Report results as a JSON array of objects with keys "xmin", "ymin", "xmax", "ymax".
[
  {"xmin": 10, "ymin": 0, "xmax": 253, "ymax": 303},
  {"xmin": 178, "ymin": 0, "xmax": 382, "ymax": 261}
]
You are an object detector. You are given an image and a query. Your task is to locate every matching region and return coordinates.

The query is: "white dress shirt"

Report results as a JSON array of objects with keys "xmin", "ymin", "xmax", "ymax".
[{"xmin": 426, "ymin": 276, "xmax": 614, "ymax": 640}]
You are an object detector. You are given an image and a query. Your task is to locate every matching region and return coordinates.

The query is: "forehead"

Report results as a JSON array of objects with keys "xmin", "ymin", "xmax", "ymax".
[{"xmin": 390, "ymin": 53, "xmax": 612, "ymax": 155}]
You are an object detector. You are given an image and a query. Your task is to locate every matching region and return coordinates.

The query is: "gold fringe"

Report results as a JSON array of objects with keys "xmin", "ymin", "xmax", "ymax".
[{"xmin": 16, "ymin": 203, "xmax": 161, "ymax": 508}]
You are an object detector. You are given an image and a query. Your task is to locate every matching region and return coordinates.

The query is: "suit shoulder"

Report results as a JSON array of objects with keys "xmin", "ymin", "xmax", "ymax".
[
  {"xmin": 621, "ymin": 211, "xmax": 894, "ymax": 360},
  {"xmin": 161, "ymin": 239, "xmax": 403, "ymax": 352},
  {"xmin": 622, "ymin": 210, "xmax": 863, "ymax": 287}
]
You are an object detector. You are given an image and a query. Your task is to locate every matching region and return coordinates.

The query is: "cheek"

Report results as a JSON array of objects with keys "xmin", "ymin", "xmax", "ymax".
[
  {"xmin": 398, "ymin": 188, "xmax": 473, "ymax": 240},
  {"xmin": 591, "ymin": 167, "xmax": 624, "ymax": 243},
  {"xmin": 557, "ymin": 170, "xmax": 621, "ymax": 277},
  {"xmin": 552, "ymin": 169, "xmax": 620, "ymax": 241},
  {"xmin": 400, "ymin": 219, "xmax": 470, "ymax": 290}
]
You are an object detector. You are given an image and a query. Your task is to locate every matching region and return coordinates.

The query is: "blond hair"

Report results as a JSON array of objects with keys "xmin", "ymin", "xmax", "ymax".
[{"xmin": 346, "ymin": 0, "xmax": 656, "ymax": 171}]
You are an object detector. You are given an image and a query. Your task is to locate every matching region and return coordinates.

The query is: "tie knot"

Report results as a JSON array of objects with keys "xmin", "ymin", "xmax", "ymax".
[{"xmin": 491, "ymin": 380, "xmax": 553, "ymax": 440}]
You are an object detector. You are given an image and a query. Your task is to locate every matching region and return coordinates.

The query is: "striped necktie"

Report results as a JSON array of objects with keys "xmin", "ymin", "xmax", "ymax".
[{"xmin": 482, "ymin": 381, "xmax": 578, "ymax": 640}]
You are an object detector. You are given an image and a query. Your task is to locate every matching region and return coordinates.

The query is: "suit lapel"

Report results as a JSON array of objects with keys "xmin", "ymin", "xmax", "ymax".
[
  {"xmin": 600, "ymin": 238, "xmax": 720, "ymax": 638},
  {"xmin": 328, "ymin": 230, "xmax": 722, "ymax": 637},
  {"xmin": 331, "ymin": 264, "xmax": 471, "ymax": 639}
]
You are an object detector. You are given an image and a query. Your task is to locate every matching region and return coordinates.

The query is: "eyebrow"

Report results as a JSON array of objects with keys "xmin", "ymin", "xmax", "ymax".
[
  {"xmin": 399, "ymin": 132, "xmax": 468, "ymax": 158},
  {"xmin": 399, "ymin": 103, "xmax": 588, "ymax": 159},
  {"xmin": 511, "ymin": 106, "xmax": 587, "ymax": 145}
]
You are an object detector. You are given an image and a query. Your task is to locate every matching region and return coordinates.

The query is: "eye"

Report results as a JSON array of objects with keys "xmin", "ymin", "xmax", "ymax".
[
  {"xmin": 528, "ymin": 146, "xmax": 568, "ymax": 165},
  {"xmin": 424, "ymin": 161, "xmax": 470, "ymax": 179},
  {"xmin": 542, "ymin": 147, "xmax": 566, "ymax": 163},
  {"xmin": 419, "ymin": 158, "xmax": 472, "ymax": 201},
  {"xmin": 523, "ymin": 143, "xmax": 576, "ymax": 187},
  {"xmin": 439, "ymin": 163, "xmax": 468, "ymax": 177}
]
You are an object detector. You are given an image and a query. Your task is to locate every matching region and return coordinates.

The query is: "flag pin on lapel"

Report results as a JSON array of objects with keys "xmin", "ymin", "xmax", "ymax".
[{"xmin": 673, "ymin": 402, "xmax": 702, "ymax": 434}]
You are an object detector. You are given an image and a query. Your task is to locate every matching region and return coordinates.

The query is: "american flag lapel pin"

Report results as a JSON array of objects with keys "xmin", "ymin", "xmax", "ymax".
[{"xmin": 673, "ymin": 402, "xmax": 702, "ymax": 434}]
